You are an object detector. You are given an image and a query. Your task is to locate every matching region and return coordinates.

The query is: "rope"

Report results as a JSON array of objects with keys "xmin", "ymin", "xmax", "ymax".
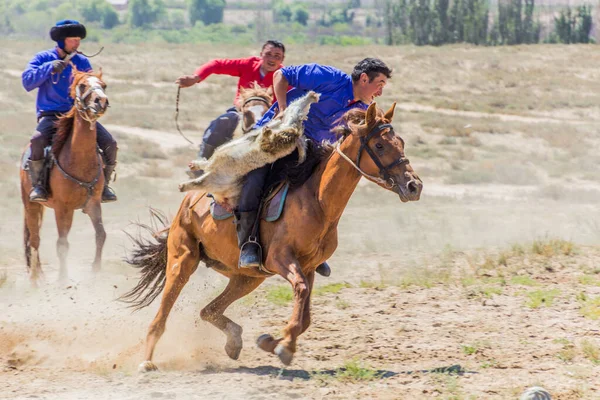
[
  {"xmin": 76, "ymin": 47, "xmax": 104, "ymax": 58},
  {"xmin": 175, "ymin": 86, "xmax": 195, "ymax": 145}
]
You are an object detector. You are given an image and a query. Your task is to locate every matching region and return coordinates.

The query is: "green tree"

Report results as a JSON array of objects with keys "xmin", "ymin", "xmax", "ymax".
[
  {"xmin": 188, "ymin": 0, "xmax": 226, "ymax": 26},
  {"xmin": 292, "ymin": 5, "xmax": 310, "ymax": 26},
  {"xmin": 101, "ymin": 3, "xmax": 119, "ymax": 28},
  {"xmin": 129, "ymin": 0, "xmax": 165, "ymax": 27},
  {"xmin": 80, "ymin": 0, "xmax": 104, "ymax": 23}
]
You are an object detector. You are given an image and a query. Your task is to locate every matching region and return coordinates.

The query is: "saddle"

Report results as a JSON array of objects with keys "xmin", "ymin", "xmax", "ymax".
[
  {"xmin": 210, "ymin": 181, "xmax": 290, "ymax": 222},
  {"xmin": 209, "ymin": 140, "xmax": 325, "ymax": 222}
]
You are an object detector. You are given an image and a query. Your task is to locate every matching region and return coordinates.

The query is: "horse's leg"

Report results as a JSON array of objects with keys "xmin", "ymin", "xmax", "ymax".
[
  {"xmin": 139, "ymin": 226, "xmax": 200, "ymax": 372},
  {"xmin": 85, "ymin": 201, "xmax": 105, "ymax": 272},
  {"xmin": 200, "ymin": 274, "xmax": 265, "ymax": 360},
  {"xmin": 257, "ymin": 252, "xmax": 310, "ymax": 365},
  {"xmin": 54, "ymin": 207, "xmax": 74, "ymax": 282},
  {"xmin": 300, "ymin": 270, "xmax": 315, "ymax": 334},
  {"xmin": 23, "ymin": 200, "xmax": 45, "ymax": 286}
]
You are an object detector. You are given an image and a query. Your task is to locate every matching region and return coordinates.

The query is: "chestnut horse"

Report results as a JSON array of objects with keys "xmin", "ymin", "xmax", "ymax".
[
  {"xmin": 122, "ymin": 101, "xmax": 423, "ymax": 371},
  {"xmin": 20, "ymin": 69, "xmax": 109, "ymax": 285}
]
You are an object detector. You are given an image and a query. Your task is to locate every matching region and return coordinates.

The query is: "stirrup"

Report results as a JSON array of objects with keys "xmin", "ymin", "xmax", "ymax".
[
  {"xmin": 101, "ymin": 186, "xmax": 117, "ymax": 203},
  {"xmin": 29, "ymin": 187, "xmax": 48, "ymax": 202},
  {"xmin": 238, "ymin": 237, "xmax": 262, "ymax": 269}
]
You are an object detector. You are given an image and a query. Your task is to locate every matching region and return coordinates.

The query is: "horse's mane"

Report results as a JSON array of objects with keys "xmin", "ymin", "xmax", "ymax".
[
  {"xmin": 239, "ymin": 82, "xmax": 273, "ymax": 105},
  {"xmin": 332, "ymin": 107, "xmax": 386, "ymax": 137},
  {"xmin": 52, "ymin": 108, "xmax": 76, "ymax": 157},
  {"xmin": 51, "ymin": 69, "xmax": 103, "ymax": 157}
]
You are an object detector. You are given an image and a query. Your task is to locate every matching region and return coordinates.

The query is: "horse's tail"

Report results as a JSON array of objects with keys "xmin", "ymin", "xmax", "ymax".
[
  {"xmin": 119, "ymin": 209, "xmax": 170, "ymax": 311},
  {"xmin": 23, "ymin": 215, "xmax": 31, "ymax": 270}
]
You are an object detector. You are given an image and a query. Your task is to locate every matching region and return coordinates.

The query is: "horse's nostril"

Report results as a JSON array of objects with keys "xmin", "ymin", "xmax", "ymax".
[{"xmin": 407, "ymin": 181, "xmax": 418, "ymax": 193}]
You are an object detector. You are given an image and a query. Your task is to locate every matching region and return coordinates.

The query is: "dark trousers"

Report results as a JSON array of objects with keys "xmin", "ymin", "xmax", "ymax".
[
  {"xmin": 201, "ymin": 107, "xmax": 239, "ymax": 149},
  {"xmin": 238, "ymin": 164, "xmax": 270, "ymax": 212},
  {"xmin": 30, "ymin": 115, "xmax": 118, "ymax": 165}
]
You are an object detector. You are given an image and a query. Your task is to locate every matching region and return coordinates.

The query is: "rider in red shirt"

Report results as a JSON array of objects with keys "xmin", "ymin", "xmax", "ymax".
[{"xmin": 176, "ymin": 40, "xmax": 286, "ymax": 163}]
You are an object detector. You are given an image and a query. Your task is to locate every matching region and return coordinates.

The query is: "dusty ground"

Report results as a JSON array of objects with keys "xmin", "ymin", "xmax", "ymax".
[{"xmin": 1, "ymin": 41, "xmax": 600, "ymax": 399}]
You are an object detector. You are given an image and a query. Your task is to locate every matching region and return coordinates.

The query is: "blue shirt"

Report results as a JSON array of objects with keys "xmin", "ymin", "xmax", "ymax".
[
  {"xmin": 256, "ymin": 64, "xmax": 368, "ymax": 143},
  {"xmin": 22, "ymin": 48, "xmax": 92, "ymax": 117}
]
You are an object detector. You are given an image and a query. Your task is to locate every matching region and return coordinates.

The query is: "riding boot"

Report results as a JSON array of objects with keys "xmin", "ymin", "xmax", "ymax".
[
  {"xmin": 187, "ymin": 142, "xmax": 217, "ymax": 178},
  {"xmin": 235, "ymin": 210, "xmax": 262, "ymax": 269},
  {"xmin": 28, "ymin": 159, "xmax": 48, "ymax": 202},
  {"xmin": 101, "ymin": 164, "xmax": 117, "ymax": 203},
  {"xmin": 316, "ymin": 261, "xmax": 331, "ymax": 277}
]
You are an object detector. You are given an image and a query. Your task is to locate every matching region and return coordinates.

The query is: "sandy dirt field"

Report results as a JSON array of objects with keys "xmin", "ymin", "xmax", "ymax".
[{"xmin": 1, "ymin": 41, "xmax": 600, "ymax": 399}]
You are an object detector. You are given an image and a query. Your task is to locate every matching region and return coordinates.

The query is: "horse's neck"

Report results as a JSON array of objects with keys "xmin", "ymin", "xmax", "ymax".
[
  {"xmin": 311, "ymin": 138, "xmax": 363, "ymax": 223},
  {"xmin": 61, "ymin": 113, "xmax": 98, "ymax": 168}
]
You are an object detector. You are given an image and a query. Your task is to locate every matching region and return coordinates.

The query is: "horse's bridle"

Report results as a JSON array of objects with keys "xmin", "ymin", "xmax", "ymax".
[
  {"xmin": 335, "ymin": 123, "xmax": 410, "ymax": 188},
  {"xmin": 242, "ymin": 96, "xmax": 271, "ymax": 108},
  {"xmin": 240, "ymin": 96, "xmax": 271, "ymax": 133},
  {"xmin": 75, "ymin": 78, "xmax": 109, "ymax": 123}
]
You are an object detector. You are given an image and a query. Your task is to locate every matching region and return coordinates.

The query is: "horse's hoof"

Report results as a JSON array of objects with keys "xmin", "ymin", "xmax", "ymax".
[
  {"xmin": 178, "ymin": 184, "xmax": 186, "ymax": 192},
  {"xmin": 225, "ymin": 339, "xmax": 242, "ymax": 360},
  {"xmin": 138, "ymin": 361, "xmax": 158, "ymax": 373},
  {"xmin": 274, "ymin": 343, "xmax": 294, "ymax": 366},
  {"xmin": 225, "ymin": 333, "xmax": 243, "ymax": 360},
  {"xmin": 256, "ymin": 334, "xmax": 276, "ymax": 353}
]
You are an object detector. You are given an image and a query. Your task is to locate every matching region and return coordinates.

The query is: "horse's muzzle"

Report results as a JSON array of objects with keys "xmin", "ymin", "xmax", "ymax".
[{"xmin": 395, "ymin": 178, "xmax": 422, "ymax": 202}]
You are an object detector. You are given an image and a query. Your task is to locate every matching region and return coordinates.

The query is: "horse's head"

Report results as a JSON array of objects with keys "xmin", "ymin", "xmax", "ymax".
[
  {"xmin": 70, "ymin": 68, "xmax": 109, "ymax": 123},
  {"xmin": 238, "ymin": 83, "xmax": 273, "ymax": 133},
  {"xmin": 338, "ymin": 102, "xmax": 423, "ymax": 202}
]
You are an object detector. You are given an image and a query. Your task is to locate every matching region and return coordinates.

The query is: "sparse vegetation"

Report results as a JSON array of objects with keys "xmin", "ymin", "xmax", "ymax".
[
  {"xmin": 578, "ymin": 294, "xmax": 600, "ymax": 320},
  {"xmin": 526, "ymin": 289, "xmax": 560, "ymax": 308},
  {"xmin": 265, "ymin": 285, "xmax": 293, "ymax": 306},
  {"xmin": 333, "ymin": 359, "xmax": 383, "ymax": 382},
  {"xmin": 313, "ymin": 282, "xmax": 352, "ymax": 296},
  {"xmin": 581, "ymin": 339, "xmax": 600, "ymax": 364}
]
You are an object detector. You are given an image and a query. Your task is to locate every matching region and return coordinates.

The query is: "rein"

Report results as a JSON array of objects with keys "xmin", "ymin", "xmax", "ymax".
[
  {"xmin": 51, "ymin": 151, "xmax": 103, "ymax": 209},
  {"xmin": 174, "ymin": 86, "xmax": 196, "ymax": 145},
  {"xmin": 335, "ymin": 123, "xmax": 409, "ymax": 188}
]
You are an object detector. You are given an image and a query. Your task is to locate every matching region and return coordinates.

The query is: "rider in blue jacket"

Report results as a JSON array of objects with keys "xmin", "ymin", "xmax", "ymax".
[
  {"xmin": 236, "ymin": 58, "xmax": 392, "ymax": 271},
  {"xmin": 22, "ymin": 20, "xmax": 117, "ymax": 203}
]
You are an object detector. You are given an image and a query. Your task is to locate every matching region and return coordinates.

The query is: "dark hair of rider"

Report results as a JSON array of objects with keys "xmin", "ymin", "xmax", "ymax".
[
  {"xmin": 262, "ymin": 40, "xmax": 286, "ymax": 54},
  {"xmin": 351, "ymin": 58, "xmax": 392, "ymax": 83}
]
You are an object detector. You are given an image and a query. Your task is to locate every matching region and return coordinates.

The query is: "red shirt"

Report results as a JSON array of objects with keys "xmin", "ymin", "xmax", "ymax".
[{"xmin": 194, "ymin": 56, "xmax": 283, "ymax": 107}]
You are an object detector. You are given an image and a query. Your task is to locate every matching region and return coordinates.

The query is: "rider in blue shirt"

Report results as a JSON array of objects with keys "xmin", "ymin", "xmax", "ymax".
[
  {"xmin": 22, "ymin": 20, "xmax": 118, "ymax": 203},
  {"xmin": 236, "ymin": 58, "xmax": 392, "ymax": 270}
]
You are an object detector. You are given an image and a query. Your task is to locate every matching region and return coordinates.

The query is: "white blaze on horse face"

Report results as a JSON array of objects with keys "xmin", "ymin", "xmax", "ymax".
[
  {"xmin": 87, "ymin": 76, "xmax": 107, "ymax": 99},
  {"xmin": 247, "ymin": 105, "xmax": 266, "ymax": 121}
]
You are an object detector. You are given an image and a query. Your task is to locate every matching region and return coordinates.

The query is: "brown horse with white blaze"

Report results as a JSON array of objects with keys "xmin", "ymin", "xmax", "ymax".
[
  {"xmin": 122, "ymin": 101, "xmax": 423, "ymax": 371},
  {"xmin": 20, "ymin": 69, "xmax": 109, "ymax": 285}
]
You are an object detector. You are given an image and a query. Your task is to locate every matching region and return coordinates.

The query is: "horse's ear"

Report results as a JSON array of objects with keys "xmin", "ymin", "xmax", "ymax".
[
  {"xmin": 242, "ymin": 110, "xmax": 256, "ymax": 131},
  {"xmin": 97, "ymin": 67, "xmax": 103, "ymax": 80},
  {"xmin": 383, "ymin": 102, "xmax": 396, "ymax": 122},
  {"xmin": 365, "ymin": 102, "xmax": 377, "ymax": 126},
  {"xmin": 266, "ymin": 86, "xmax": 273, "ymax": 97}
]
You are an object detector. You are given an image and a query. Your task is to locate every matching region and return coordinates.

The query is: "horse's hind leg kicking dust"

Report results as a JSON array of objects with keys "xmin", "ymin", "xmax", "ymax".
[{"xmin": 139, "ymin": 215, "xmax": 201, "ymax": 372}]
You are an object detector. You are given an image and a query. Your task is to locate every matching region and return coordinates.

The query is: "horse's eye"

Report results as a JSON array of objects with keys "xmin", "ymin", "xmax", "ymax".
[{"xmin": 375, "ymin": 143, "xmax": 384, "ymax": 150}]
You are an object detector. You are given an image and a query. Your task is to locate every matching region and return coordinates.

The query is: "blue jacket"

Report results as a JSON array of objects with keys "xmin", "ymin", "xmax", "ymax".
[
  {"xmin": 22, "ymin": 48, "xmax": 92, "ymax": 117},
  {"xmin": 256, "ymin": 64, "xmax": 368, "ymax": 143}
]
